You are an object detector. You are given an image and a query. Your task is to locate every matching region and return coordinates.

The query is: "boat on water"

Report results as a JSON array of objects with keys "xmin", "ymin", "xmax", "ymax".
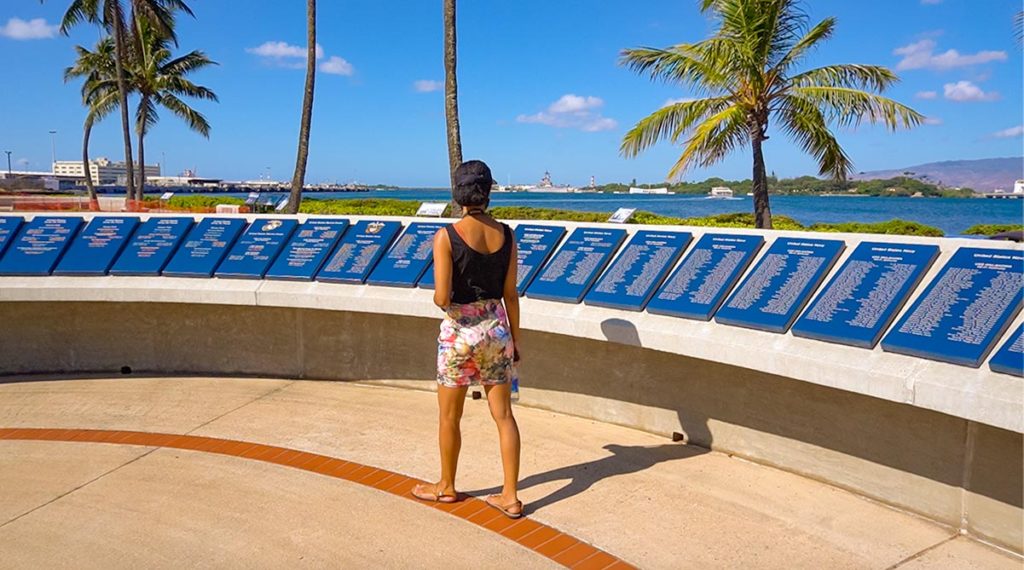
[
  {"xmin": 523, "ymin": 171, "xmax": 578, "ymax": 193},
  {"xmin": 709, "ymin": 186, "xmax": 734, "ymax": 198},
  {"xmin": 629, "ymin": 186, "xmax": 669, "ymax": 194}
]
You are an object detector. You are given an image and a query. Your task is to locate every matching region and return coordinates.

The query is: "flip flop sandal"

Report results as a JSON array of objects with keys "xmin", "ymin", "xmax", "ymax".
[
  {"xmin": 412, "ymin": 484, "xmax": 458, "ymax": 503},
  {"xmin": 485, "ymin": 495, "xmax": 524, "ymax": 519}
]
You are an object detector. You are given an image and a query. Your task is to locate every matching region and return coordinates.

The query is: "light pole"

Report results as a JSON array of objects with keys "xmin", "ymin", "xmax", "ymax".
[
  {"xmin": 48, "ymin": 130, "xmax": 57, "ymax": 172},
  {"xmin": 4, "ymin": 151, "xmax": 11, "ymax": 175}
]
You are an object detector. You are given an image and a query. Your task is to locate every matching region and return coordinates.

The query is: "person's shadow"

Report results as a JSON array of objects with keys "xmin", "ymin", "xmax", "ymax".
[{"xmin": 466, "ymin": 443, "xmax": 707, "ymax": 514}]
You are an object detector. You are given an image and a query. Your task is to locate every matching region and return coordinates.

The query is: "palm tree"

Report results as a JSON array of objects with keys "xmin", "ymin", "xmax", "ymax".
[
  {"xmin": 443, "ymin": 0, "xmax": 463, "ymax": 215},
  {"xmin": 287, "ymin": 0, "xmax": 316, "ymax": 214},
  {"xmin": 59, "ymin": 0, "xmax": 194, "ymax": 202},
  {"xmin": 131, "ymin": 18, "xmax": 217, "ymax": 198},
  {"xmin": 64, "ymin": 37, "xmax": 120, "ymax": 207},
  {"xmin": 620, "ymin": 0, "xmax": 922, "ymax": 228}
]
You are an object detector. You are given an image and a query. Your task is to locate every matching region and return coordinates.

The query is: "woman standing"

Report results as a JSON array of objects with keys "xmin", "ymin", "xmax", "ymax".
[{"xmin": 412, "ymin": 160, "xmax": 523, "ymax": 519}]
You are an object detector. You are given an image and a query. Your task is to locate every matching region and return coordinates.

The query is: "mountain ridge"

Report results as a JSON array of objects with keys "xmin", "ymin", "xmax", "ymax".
[{"xmin": 851, "ymin": 157, "xmax": 1023, "ymax": 192}]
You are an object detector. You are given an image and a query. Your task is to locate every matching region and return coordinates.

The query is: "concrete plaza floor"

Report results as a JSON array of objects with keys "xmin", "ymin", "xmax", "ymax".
[{"xmin": 0, "ymin": 376, "xmax": 1019, "ymax": 569}]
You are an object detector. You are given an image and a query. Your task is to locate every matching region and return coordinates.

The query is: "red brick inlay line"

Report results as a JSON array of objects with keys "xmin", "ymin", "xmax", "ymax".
[{"xmin": 0, "ymin": 427, "xmax": 634, "ymax": 569}]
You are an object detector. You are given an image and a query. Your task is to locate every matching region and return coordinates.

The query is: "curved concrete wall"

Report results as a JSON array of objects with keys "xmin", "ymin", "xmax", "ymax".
[{"xmin": 0, "ymin": 213, "xmax": 1020, "ymax": 551}]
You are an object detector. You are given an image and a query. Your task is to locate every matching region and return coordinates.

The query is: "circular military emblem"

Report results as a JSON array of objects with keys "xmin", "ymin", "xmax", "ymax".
[
  {"xmin": 367, "ymin": 222, "xmax": 385, "ymax": 234},
  {"xmin": 262, "ymin": 220, "xmax": 283, "ymax": 231}
]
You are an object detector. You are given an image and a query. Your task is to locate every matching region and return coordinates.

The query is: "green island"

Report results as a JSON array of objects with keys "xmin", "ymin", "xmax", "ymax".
[
  {"xmin": 605, "ymin": 175, "xmax": 975, "ymax": 198},
  {"xmin": 166, "ymin": 196, "xmax": 947, "ymax": 236}
]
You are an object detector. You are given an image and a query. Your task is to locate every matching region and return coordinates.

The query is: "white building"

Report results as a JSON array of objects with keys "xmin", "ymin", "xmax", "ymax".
[
  {"xmin": 52, "ymin": 157, "xmax": 160, "ymax": 185},
  {"xmin": 1014, "ymin": 180, "xmax": 1024, "ymax": 194}
]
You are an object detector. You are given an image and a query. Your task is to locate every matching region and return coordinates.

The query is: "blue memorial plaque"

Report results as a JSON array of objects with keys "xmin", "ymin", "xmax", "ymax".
[
  {"xmin": 418, "ymin": 261, "xmax": 436, "ymax": 289},
  {"xmin": 514, "ymin": 224, "xmax": 567, "ymax": 295},
  {"xmin": 367, "ymin": 222, "xmax": 446, "ymax": 287},
  {"xmin": 53, "ymin": 216, "xmax": 140, "ymax": 276},
  {"xmin": 109, "ymin": 217, "xmax": 193, "ymax": 275},
  {"xmin": 316, "ymin": 220, "xmax": 402, "ymax": 283},
  {"xmin": 715, "ymin": 237, "xmax": 845, "ymax": 333},
  {"xmin": 214, "ymin": 218, "xmax": 298, "ymax": 279},
  {"xmin": 646, "ymin": 234, "xmax": 764, "ymax": 321},
  {"xmin": 265, "ymin": 218, "xmax": 350, "ymax": 281},
  {"xmin": 791, "ymin": 242, "xmax": 940, "ymax": 348},
  {"xmin": 881, "ymin": 247, "xmax": 1024, "ymax": 367},
  {"xmin": 525, "ymin": 227, "xmax": 627, "ymax": 303},
  {"xmin": 162, "ymin": 218, "xmax": 247, "ymax": 278},
  {"xmin": 584, "ymin": 230, "xmax": 692, "ymax": 311},
  {"xmin": 989, "ymin": 325, "xmax": 1023, "ymax": 377},
  {"xmin": 0, "ymin": 216, "xmax": 84, "ymax": 276},
  {"xmin": 0, "ymin": 216, "xmax": 25, "ymax": 259}
]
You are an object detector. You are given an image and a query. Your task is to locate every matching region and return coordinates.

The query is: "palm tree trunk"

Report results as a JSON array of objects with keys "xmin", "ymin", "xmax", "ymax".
[
  {"xmin": 443, "ymin": 0, "xmax": 463, "ymax": 216},
  {"xmin": 750, "ymin": 135, "xmax": 773, "ymax": 229},
  {"xmin": 136, "ymin": 97, "xmax": 148, "ymax": 201},
  {"xmin": 110, "ymin": 7, "xmax": 136, "ymax": 202},
  {"xmin": 288, "ymin": 0, "xmax": 316, "ymax": 215},
  {"xmin": 83, "ymin": 116, "xmax": 98, "ymax": 209}
]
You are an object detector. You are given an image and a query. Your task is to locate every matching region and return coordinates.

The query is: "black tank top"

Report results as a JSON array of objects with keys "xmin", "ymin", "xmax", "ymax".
[{"xmin": 446, "ymin": 222, "xmax": 513, "ymax": 304}]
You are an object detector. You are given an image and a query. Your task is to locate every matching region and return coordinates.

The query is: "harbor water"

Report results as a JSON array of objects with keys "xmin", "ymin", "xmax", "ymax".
[{"xmin": 204, "ymin": 189, "xmax": 1021, "ymax": 237}]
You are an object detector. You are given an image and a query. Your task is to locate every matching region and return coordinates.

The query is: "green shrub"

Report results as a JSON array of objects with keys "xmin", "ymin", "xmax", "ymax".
[
  {"xmin": 807, "ymin": 219, "xmax": 944, "ymax": 237},
  {"xmin": 166, "ymin": 195, "xmax": 246, "ymax": 208},
  {"xmin": 674, "ymin": 212, "xmax": 804, "ymax": 231},
  {"xmin": 299, "ymin": 198, "xmax": 422, "ymax": 216},
  {"xmin": 490, "ymin": 206, "xmax": 609, "ymax": 223},
  {"xmin": 963, "ymin": 224, "xmax": 1023, "ymax": 236}
]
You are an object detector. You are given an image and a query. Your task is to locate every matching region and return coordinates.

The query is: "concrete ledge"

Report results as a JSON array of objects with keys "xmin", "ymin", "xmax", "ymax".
[{"xmin": 0, "ymin": 266, "xmax": 1020, "ymax": 433}]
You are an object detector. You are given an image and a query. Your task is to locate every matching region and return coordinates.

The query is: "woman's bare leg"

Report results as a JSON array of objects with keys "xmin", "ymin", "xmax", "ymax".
[
  {"xmin": 484, "ymin": 382, "xmax": 521, "ymax": 510},
  {"xmin": 434, "ymin": 385, "xmax": 468, "ymax": 496}
]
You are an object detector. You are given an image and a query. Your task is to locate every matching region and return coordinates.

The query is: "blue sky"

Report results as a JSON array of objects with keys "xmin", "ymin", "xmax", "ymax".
[{"xmin": 1, "ymin": 0, "xmax": 1021, "ymax": 186}]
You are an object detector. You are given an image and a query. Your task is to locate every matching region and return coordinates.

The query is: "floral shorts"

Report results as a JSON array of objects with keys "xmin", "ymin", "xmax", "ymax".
[{"xmin": 437, "ymin": 299, "xmax": 517, "ymax": 388}]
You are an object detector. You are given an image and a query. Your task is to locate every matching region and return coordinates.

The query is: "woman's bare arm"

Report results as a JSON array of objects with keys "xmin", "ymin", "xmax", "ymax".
[
  {"xmin": 502, "ymin": 237, "xmax": 521, "ymax": 360},
  {"xmin": 432, "ymin": 228, "xmax": 453, "ymax": 309}
]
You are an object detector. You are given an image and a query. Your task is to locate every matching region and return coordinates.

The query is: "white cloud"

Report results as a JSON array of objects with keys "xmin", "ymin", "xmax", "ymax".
[
  {"xmin": 922, "ymin": 117, "xmax": 943, "ymax": 125},
  {"xmin": 516, "ymin": 94, "xmax": 617, "ymax": 132},
  {"xmin": 914, "ymin": 91, "xmax": 937, "ymax": 100},
  {"xmin": 993, "ymin": 125, "xmax": 1024, "ymax": 138},
  {"xmin": 662, "ymin": 97, "xmax": 696, "ymax": 107},
  {"xmin": 0, "ymin": 17, "xmax": 58, "ymax": 40},
  {"xmin": 943, "ymin": 80, "xmax": 999, "ymax": 102},
  {"xmin": 894, "ymin": 39, "xmax": 1006, "ymax": 71},
  {"xmin": 413, "ymin": 79, "xmax": 443, "ymax": 93},
  {"xmin": 246, "ymin": 41, "xmax": 324, "ymax": 60},
  {"xmin": 319, "ymin": 56, "xmax": 354, "ymax": 76},
  {"xmin": 548, "ymin": 94, "xmax": 603, "ymax": 113}
]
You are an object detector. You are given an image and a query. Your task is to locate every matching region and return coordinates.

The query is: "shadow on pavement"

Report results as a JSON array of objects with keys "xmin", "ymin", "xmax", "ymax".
[{"xmin": 466, "ymin": 442, "xmax": 707, "ymax": 514}]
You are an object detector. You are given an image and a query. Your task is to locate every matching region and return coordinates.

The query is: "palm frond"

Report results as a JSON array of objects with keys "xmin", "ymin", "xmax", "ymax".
[
  {"xmin": 790, "ymin": 86, "xmax": 923, "ymax": 130},
  {"xmin": 668, "ymin": 104, "xmax": 748, "ymax": 179},
  {"xmin": 619, "ymin": 45, "xmax": 731, "ymax": 93},
  {"xmin": 160, "ymin": 50, "xmax": 217, "ymax": 77},
  {"xmin": 788, "ymin": 64, "xmax": 899, "ymax": 92},
  {"xmin": 60, "ymin": 0, "xmax": 101, "ymax": 34},
  {"xmin": 135, "ymin": 96, "xmax": 159, "ymax": 135},
  {"xmin": 771, "ymin": 16, "xmax": 834, "ymax": 74},
  {"xmin": 777, "ymin": 95, "xmax": 852, "ymax": 179},
  {"xmin": 157, "ymin": 93, "xmax": 211, "ymax": 137},
  {"xmin": 620, "ymin": 97, "xmax": 732, "ymax": 158}
]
